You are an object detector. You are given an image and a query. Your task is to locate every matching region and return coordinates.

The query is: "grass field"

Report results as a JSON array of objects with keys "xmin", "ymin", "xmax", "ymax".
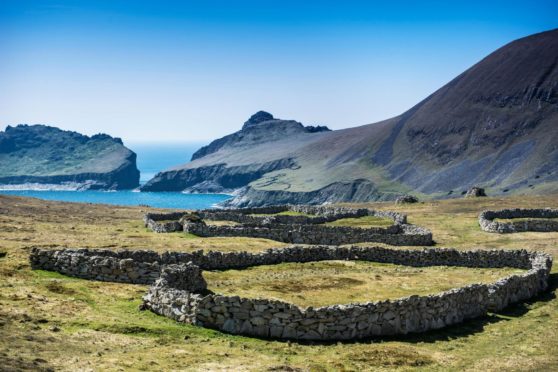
[
  {"xmin": 0, "ymin": 194, "xmax": 557, "ymax": 371},
  {"xmin": 206, "ymin": 261, "xmax": 522, "ymax": 308},
  {"xmin": 324, "ymin": 215, "xmax": 394, "ymax": 228}
]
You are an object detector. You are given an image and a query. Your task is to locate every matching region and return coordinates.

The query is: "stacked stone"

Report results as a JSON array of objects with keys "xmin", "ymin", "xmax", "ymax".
[
  {"xmin": 145, "ymin": 281, "xmax": 493, "ymax": 340},
  {"xmin": 31, "ymin": 245, "xmax": 552, "ymax": 340},
  {"xmin": 144, "ymin": 211, "xmax": 188, "ymax": 233},
  {"xmin": 145, "ymin": 205, "xmax": 430, "ymax": 246},
  {"xmin": 479, "ymin": 208, "xmax": 558, "ymax": 233},
  {"xmin": 197, "ymin": 205, "xmax": 407, "ymax": 226},
  {"xmin": 30, "ymin": 248, "xmax": 161, "ymax": 284},
  {"xmin": 140, "ymin": 247, "xmax": 551, "ymax": 341},
  {"xmin": 183, "ymin": 222, "xmax": 431, "ymax": 246},
  {"xmin": 31, "ymin": 246, "xmax": 544, "ymax": 274}
]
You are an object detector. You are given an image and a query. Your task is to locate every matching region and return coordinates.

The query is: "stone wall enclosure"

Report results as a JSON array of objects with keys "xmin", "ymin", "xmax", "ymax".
[
  {"xmin": 144, "ymin": 205, "xmax": 433, "ymax": 246},
  {"xmin": 30, "ymin": 245, "xmax": 552, "ymax": 341},
  {"xmin": 28, "ymin": 204, "xmax": 554, "ymax": 341},
  {"xmin": 479, "ymin": 208, "xmax": 558, "ymax": 233}
]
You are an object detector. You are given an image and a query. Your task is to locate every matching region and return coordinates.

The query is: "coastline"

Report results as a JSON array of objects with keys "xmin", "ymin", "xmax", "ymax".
[{"xmin": 0, "ymin": 181, "xmax": 101, "ymax": 191}]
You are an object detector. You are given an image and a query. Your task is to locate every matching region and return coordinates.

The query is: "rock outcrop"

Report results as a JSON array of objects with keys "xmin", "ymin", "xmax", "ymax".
[
  {"xmin": 0, "ymin": 125, "xmax": 140, "ymax": 190},
  {"xmin": 465, "ymin": 187, "xmax": 487, "ymax": 198},
  {"xmin": 395, "ymin": 195, "xmax": 419, "ymax": 204},
  {"xmin": 140, "ymin": 112, "xmax": 331, "ymax": 193}
]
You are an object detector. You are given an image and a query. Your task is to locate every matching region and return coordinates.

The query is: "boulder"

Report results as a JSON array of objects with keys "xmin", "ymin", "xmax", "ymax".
[
  {"xmin": 465, "ymin": 187, "xmax": 487, "ymax": 198},
  {"xmin": 395, "ymin": 195, "xmax": 419, "ymax": 204}
]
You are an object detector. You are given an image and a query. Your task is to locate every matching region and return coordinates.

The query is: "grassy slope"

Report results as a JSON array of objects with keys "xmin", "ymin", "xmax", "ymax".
[
  {"xmin": 0, "ymin": 135, "xmax": 130, "ymax": 176},
  {"xmin": 0, "ymin": 194, "xmax": 557, "ymax": 371}
]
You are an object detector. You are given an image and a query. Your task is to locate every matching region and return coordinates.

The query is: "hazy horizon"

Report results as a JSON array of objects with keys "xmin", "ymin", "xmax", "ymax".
[{"xmin": 1, "ymin": 0, "xmax": 557, "ymax": 141}]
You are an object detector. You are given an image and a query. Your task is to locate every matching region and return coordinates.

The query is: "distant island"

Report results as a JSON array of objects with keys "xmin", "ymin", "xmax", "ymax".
[
  {"xmin": 141, "ymin": 29, "xmax": 558, "ymax": 207},
  {"xmin": 0, "ymin": 124, "xmax": 140, "ymax": 190}
]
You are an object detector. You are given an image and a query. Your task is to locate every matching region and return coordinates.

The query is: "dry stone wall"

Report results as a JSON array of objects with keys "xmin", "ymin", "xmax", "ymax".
[
  {"xmin": 30, "ymin": 246, "xmax": 552, "ymax": 341},
  {"xmin": 479, "ymin": 208, "xmax": 558, "ymax": 233},
  {"xmin": 30, "ymin": 248, "xmax": 161, "ymax": 284},
  {"xmin": 143, "ymin": 211, "xmax": 185, "ymax": 233},
  {"xmin": 197, "ymin": 205, "xmax": 407, "ymax": 226},
  {"xmin": 144, "ymin": 205, "xmax": 431, "ymax": 246}
]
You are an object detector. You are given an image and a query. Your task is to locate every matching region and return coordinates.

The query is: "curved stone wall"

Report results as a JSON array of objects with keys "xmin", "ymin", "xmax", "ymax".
[
  {"xmin": 198, "ymin": 205, "xmax": 408, "ymax": 226},
  {"xmin": 30, "ymin": 246, "xmax": 552, "ymax": 341},
  {"xmin": 144, "ymin": 205, "xmax": 432, "ymax": 246},
  {"xmin": 479, "ymin": 208, "xmax": 558, "ymax": 233}
]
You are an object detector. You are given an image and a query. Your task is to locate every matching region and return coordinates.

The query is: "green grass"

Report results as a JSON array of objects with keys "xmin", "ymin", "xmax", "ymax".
[
  {"xmin": 324, "ymin": 215, "xmax": 394, "ymax": 228},
  {"xmin": 1, "ymin": 193, "xmax": 558, "ymax": 371},
  {"xmin": 205, "ymin": 220, "xmax": 241, "ymax": 226},
  {"xmin": 205, "ymin": 261, "xmax": 522, "ymax": 308}
]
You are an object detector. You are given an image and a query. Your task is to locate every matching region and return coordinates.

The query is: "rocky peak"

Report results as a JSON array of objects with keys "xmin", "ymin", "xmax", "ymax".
[
  {"xmin": 242, "ymin": 111, "xmax": 275, "ymax": 130},
  {"xmin": 189, "ymin": 111, "xmax": 330, "ymax": 161}
]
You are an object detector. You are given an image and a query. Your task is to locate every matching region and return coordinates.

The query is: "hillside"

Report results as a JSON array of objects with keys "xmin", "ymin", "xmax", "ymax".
[
  {"xmin": 140, "ymin": 111, "xmax": 331, "ymax": 193},
  {"xmin": 0, "ymin": 124, "xmax": 140, "ymax": 190},
  {"xmin": 142, "ymin": 29, "xmax": 558, "ymax": 206}
]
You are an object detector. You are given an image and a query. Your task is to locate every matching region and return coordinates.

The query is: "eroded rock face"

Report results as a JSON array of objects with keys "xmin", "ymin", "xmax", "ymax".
[
  {"xmin": 0, "ymin": 124, "xmax": 140, "ymax": 190},
  {"xmin": 242, "ymin": 111, "xmax": 275, "ymax": 129}
]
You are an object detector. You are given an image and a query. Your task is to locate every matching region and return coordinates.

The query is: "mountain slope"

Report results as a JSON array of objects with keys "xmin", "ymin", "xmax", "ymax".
[
  {"xmin": 140, "ymin": 112, "xmax": 331, "ymax": 193},
  {"xmin": 0, "ymin": 125, "xmax": 140, "ymax": 190},
  {"xmin": 142, "ymin": 29, "xmax": 558, "ymax": 206}
]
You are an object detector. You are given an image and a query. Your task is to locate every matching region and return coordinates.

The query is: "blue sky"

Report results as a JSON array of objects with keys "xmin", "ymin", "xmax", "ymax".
[{"xmin": 1, "ymin": 1, "xmax": 556, "ymax": 142}]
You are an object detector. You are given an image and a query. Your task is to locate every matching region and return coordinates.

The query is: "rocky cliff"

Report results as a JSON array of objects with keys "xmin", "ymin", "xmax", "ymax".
[
  {"xmin": 0, "ymin": 125, "xmax": 140, "ymax": 190},
  {"xmin": 140, "ymin": 112, "xmax": 331, "ymax": 193},
  {"xmin": 142, "ymin": 29, "xmax": 558, "ymax": 206}
]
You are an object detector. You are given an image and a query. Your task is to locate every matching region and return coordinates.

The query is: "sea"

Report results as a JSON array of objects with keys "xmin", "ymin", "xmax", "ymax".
[{"xmin": 0, "ymin": 142, "xmax": 231, "ymax": 209}]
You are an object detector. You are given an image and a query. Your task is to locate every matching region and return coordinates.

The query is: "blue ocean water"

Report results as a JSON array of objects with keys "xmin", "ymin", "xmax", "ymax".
[
  {"xmin": 0, "ymin": 190, "xmax": 230, "ymax": 209},
  {"xmin": 0, "ymin": 142, "xmax": 232, "ymax": 209},
  {"xmin": 132, "ymin": 142, "xmax": 204, "ymax": 184}
]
